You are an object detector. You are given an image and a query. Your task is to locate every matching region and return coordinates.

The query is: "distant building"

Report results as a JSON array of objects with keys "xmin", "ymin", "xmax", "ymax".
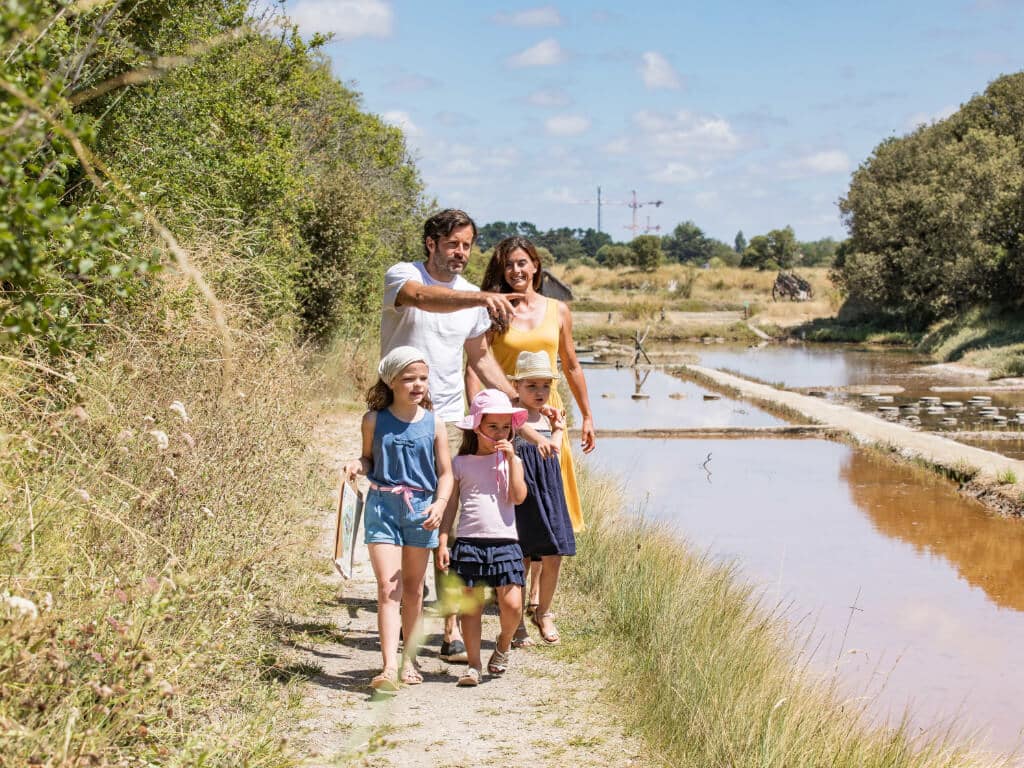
[{"xmin": 540, "ymin": 269, "xmax": 574, "ymax": 301}]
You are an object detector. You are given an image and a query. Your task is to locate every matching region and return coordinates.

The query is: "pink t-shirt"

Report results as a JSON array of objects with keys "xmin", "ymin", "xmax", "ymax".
[{"xmin": 452, "ymin": 454, "xmax": 518, "ymax": 540}]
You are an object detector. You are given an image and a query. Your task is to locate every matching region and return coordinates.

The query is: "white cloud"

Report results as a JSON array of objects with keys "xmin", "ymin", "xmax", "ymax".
[
  {"xmin": 492, "ymin": 6, "xmax": 563, "ymax": 26},
  {"xmin": 639, "ymin": 51, "xmax": 682, "ymax": 90},
  {"xmin": 544, "ymin": 114, "xmax": 591, "ymax": 136},
  {"xmin": 543, "ymin": 186, "xmax": 578, "ymax": 203},
  {"xmin": 650, "ymin": 162, "xmax": 699, "ymax": 184},
  {"xmin": 507, "ymin": 38, "xmax": 567, "ymax": 68},
  {"xmin": 289, "ymin": 0, "xmax": 392, "ymax": 38},
  {"xmin": 528, "ymin": 87, "xmax": 571, "ymax": 107},
  {"xmin": 381, "ymin": 110, "xmax": 418, "ymax": 136},
  {"xmin": 785, "ymin": 150, "xmax": 850, "ymax": 176},
  {"xmin": 633, "ymin": 110, "xmax": 741, "ymax": 158},
  {"xmin": 603, "ymin": 137, "xmax": 630, "ymax": 155}
]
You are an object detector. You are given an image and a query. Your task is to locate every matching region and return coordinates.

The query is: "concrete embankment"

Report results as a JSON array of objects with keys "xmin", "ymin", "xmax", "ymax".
[{"xmin": 682, "ymin": 364, "xmax": 1024, "ymax": 516}]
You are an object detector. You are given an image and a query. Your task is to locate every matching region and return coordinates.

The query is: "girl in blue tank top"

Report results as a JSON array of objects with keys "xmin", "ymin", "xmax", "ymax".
[{"xmin": 343, "ymin": 346, "xmax": 453, "ymax": 692}]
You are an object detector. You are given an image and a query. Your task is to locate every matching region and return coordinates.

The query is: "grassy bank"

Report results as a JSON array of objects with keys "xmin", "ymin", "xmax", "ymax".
[
  {"xmin": 558, "ymin": 468, "xmax": 1003, "ymax": 768},
  {"xmin": 919, "ymin": 308, "xmax": 1024, "ymax": 379},
  {"xmin": 0, "ymin": 260, "xmax": 336, "ymax": 764}
]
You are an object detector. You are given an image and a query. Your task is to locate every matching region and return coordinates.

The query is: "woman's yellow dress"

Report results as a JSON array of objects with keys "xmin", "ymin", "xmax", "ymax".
[{"xmin": 491, "ymin": 298, "xmax": 584, "ymax": 531}]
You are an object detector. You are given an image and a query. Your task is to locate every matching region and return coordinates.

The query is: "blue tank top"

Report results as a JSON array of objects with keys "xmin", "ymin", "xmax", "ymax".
[{"xmin": 368, "ymin": 408, "xmax": 438, "ymax": 491}]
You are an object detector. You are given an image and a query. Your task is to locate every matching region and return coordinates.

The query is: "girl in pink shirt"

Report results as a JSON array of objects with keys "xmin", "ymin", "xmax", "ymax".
[{"xmin": 438, "ymin": 389, "xmax": 528, "ymax": 686}]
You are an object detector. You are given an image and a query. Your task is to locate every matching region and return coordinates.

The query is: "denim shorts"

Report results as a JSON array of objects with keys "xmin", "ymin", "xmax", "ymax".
[{"xmin": 363, "ymin": 487, "xmax": 439, "ymax": 549}]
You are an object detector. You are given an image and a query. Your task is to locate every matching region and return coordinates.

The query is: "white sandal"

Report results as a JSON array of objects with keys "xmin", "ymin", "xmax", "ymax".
[{"xmin": 457, "ymin": 666, "xmax": 481, "ymax": 687}]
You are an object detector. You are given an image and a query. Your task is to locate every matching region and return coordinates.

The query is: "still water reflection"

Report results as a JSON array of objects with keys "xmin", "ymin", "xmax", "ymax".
[{"xmin": 577, "ymin": 368, "xmax": 1024, "ymax": 752}]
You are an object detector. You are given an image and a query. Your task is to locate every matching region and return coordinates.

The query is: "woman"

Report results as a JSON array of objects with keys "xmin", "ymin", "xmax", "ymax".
[{"xmin": 468, "ymin": 235, "xmax": 596, "ymax": 642}]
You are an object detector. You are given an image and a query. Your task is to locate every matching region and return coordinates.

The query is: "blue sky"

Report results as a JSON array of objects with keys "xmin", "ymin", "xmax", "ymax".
[{"xmin": 281, "ymin": 0, "xmax": 1023, "ymax": 243}]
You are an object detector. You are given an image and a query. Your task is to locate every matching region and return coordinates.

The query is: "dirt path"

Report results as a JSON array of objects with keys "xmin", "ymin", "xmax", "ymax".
[{"xmin": 290, "ymin": 408, "xmax": 649, "ymax": 767}]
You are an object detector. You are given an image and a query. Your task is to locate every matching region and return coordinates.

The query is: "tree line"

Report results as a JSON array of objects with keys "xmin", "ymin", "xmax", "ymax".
[{"xmin": 477, "ymin": 220, "xmax": 839, "ymax": 272}]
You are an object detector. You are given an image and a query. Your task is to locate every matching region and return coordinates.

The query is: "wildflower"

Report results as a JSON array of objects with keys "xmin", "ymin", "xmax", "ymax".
[
  {"xmin": 41, "ymin": 593, "xmax": 53, "ymax": 611},
  {"xmin": 116, "ymin": 428, "xmax": 135, "ymax": 442},
  {"xmin": 164, "ymin": 467, "xmax": 176, "ymax": 480},
  {"xmin": 142, "ymin": 415, "xmax": 155, "ymax": 426},
  {"xmin": 201, "ymin": 506, "xmax": 214, "ymax": 518},
  {"xmin": 1, "ymin": 592, "xmax": 38, "ymax": 620},
  {"xmin": 70, "ymin": 405, "xmax": 89, "ymax": 423},
  {"xmin": 157, "ymin": 679, "xmax": 175, "ymax": 697},
  {"xmin": 181, "ymin": 432, "xmax": 196, "ymax": 449},
  {"xmin": 148, "ymin": 430, "xmax": 169, "ymax": 450},
  {"xmin": 76, "ymin": 488, "xmax": 91, "ymax": 503},
  {"xmin": 168, "ymin": 401, "xmax": 190, "ymax": 422}
]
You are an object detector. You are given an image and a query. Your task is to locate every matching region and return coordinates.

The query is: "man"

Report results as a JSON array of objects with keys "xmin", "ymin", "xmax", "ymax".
[{"xmin": 381, "ymin": 209, "xmax": 523, "ymax": 663}]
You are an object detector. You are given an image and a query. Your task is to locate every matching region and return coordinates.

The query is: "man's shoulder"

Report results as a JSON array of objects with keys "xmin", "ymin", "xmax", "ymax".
[{"xmin": 385, "ymin": 261, "xmax": 425, "ymax": 280}]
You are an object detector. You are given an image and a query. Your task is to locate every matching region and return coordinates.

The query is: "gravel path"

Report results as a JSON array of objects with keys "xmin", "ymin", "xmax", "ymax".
[{"xmin": 290, "ymin": 409, "xmax": 650, "ymax": 767}]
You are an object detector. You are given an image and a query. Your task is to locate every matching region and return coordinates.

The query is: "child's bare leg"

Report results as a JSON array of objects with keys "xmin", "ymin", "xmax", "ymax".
[
  {"xmin": 459, "ymin": 586, "xmax": 485, "ymax": 670},
  {"xmin": 537, "ymin": 555, "xmax": 562, "ymax": 639},
  {"xmin": 528, "ymin": 559, "xmax": 542, "ymax": 608},
  {"xmin": 495, "ymin": 584, "xmax": 523, "ymax": 653},
  {"xmin": 400, "ymin": 546, "xmax": 431, "ymax": 675},
  {"xmin": 367, "ymin": 543, "xmax": 403, "ymax": 673}
]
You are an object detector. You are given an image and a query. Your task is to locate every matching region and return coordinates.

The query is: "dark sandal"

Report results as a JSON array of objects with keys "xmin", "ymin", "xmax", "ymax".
[{"xmin": 530, "ymin": 612, "xmax": 560, "ymax": 645}]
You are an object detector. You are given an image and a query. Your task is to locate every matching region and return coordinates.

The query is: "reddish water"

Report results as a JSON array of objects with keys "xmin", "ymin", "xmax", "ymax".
[{"xmin": 575, "ymin": 366, "xmax": 1024, "ymax": 755}]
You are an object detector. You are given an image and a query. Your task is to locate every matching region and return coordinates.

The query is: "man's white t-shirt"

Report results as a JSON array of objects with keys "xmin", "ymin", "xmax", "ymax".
[{"xmin": 381, "ymin": 262, "xmax": 491, "ymax": 422}]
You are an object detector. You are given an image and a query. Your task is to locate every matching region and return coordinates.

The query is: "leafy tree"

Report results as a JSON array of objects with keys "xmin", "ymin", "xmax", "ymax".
[
  {"xmin": 836, "ymin": 72, "xmax": 1024, "ymax": 327},
  {"xmin": 734, "ymin": 230, "xmax": 747, "ymax": 254},
  {"xmin": 630, "ymin": 235, "xmax": 663, "ymax": 272},
  {"xmin": 710, "ymin": 240, "xmax": 742, "ymax": 267},
  {"xmin": 596, "ymin": 243, "xmax": 634, "ymax": 267},
  {"xmin": 740, "ymin": 227, "xmax": 798, "ymax": 270},
  {"xmin": 476, "ymin": 221, "xmax": 540, "ymax": 250},
  {"xmin": 663, "ymin": 220, "xmax": 714, "ymax": 263},
  {"xmin": 799, "ymin": 238, "xmax": 840, "ymax": 267},
  {"xmin": 580, "ymin": 228, "xmax": 612, "ymax": 258}
]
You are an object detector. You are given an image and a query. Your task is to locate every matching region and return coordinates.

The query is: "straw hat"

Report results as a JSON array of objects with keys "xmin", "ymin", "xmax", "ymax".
[{"xmin": 508, "ymin": 350, "xmax": 560, "ymax": 381}]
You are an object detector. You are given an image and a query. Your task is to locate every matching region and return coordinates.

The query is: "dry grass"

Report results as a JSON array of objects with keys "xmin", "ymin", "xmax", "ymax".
[
  {"xmin": 555, "ymin": 264, "xmax": 839, "ymax": 326},
  {"xmin": 0, "ymin": 248, "xmax": 330, "ymax": 765},
  {"xmin": 558, "ymin": 466, "xmax": 1008, "ymax": 768}
]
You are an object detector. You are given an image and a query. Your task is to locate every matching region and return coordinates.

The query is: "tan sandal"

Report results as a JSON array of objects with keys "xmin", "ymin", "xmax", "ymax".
[
  {"xmin": 530, "ymin": 612, "xmax": 560, "ymax": 645},
  {"xmin": 400, "ymin": 666, "xmax": 423, "ymax": 685},
  {"xmin": 487, "ymin": 644, "xmax": 511, "ymax": 675},
  {"xmin": 370, "ymin": 668, "xmax": 400, "ymax": 692},
  {"xmin": 512, "ymin": 621, "xmax": 536, "ymax": 649},
  {"xmin": 457, "ymin": 666, "xmax": 481, "ymax": 686}
]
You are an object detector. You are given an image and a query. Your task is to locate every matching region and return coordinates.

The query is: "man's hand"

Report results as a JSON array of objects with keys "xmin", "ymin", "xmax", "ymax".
[
  {"xmin": 480, "ymin": 291, "xmax": 525, "ymax": 329},
  {"xmin": 342, "ymin": 459, "xmax": 362, "ymax": 483}
]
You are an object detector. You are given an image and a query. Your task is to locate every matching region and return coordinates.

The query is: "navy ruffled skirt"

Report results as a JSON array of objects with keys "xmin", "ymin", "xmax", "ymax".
[
  {"xmin": 514, "ymin": 437, "xmax": 576, "ymax": 558},
  {"xmin": 450, "ymin": 538, "xmax": 525, "ymax": 588}
]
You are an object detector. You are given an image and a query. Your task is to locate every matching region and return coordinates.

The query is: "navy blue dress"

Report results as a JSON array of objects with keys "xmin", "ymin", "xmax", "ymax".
[{"xmin": 514, "ymin": 430, "xmax": 576, "ymax": 558}]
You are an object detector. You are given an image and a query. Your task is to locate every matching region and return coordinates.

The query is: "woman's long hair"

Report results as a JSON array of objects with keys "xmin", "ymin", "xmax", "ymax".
[
  {"xmin": 365, "ymin": 378, "xmax": 433, "ymax": 412},
  {"xmin": 482, "ymin": 236, "xmax": 544, "ymax": 293}
]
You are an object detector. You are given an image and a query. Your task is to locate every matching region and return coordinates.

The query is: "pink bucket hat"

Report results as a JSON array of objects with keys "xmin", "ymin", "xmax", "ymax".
[{"xmin": 456, "ymin": 389, "xmax": 528, "ymax": 431}]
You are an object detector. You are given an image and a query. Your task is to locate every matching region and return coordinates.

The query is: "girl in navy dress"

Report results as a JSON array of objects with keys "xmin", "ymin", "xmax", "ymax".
[{"xmin": 508, "ymin": 351, "xmax": 575, "ymax": 646}]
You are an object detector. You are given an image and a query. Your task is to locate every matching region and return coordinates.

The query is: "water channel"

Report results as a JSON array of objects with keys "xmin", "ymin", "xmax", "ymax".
[{"xmin": 573, "ymin": 352, "xmax": 1024, "ymax": 755}]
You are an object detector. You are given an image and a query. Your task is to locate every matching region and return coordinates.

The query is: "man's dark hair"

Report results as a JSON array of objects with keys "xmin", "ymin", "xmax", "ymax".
[{"xmin": 423, "ymin": 209, "xmax": 477, "ymax": 258}]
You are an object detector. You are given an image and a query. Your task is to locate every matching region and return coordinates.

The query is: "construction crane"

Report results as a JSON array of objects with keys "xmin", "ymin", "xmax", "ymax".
[{"xmin": 575, "ymin": 187, "xmax": 663, "ymax": 237}]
